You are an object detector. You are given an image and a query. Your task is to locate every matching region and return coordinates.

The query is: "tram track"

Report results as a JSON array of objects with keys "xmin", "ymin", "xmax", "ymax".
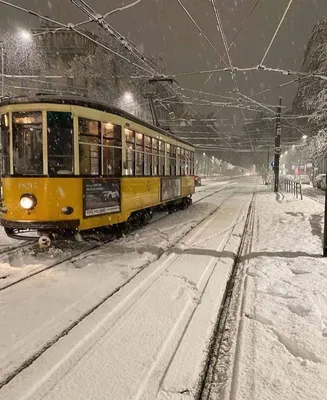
[
  {"xmin": 0, "ymin": 184, "xmax": 241, "ymax": 390},
  {"xmin": 0, "ymin": 182, "xmax": 237, "ymax": 292},
  {"xmin": 197, "ymin": 190, "xmax": 256, "ymax": 400},
  {"xmin": 0, "ymin": 181, "xmax": 237, "ymax": 273}
]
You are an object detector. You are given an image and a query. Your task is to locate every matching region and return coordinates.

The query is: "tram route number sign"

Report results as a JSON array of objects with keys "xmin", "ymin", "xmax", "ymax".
[{"xmin": 83, "ymin": 178, "xmax": 121, "ymax": 218}]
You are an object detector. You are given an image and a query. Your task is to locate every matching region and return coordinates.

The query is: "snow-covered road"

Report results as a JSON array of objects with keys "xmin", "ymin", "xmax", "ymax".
[
  {"xmin": 301, "ymin": 184, "xmax": 325, "ymax": 204},
  {"xmin": 0, "ymin": 178, "xmax": 256, "ymax": 400}
]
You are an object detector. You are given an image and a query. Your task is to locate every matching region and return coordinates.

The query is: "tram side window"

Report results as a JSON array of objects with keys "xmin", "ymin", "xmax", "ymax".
[
  {"xmin": 79, "ymin": 118, "xmax": 100, "ymax": 175},
  {"xmin": 191, "ymin": 152, "xmax": 194, "ymax": 175},
  {"xmin": 102, "ymin": 122, "xmax": 122, "ymax": 176},
  {"xmin": 188, "ymin": 151, "xmax": 192, "ymax": 175},
  {"xmin": 135, "ymin": 132, "xmax": 144, "ymax": 176},
  {"xmin": 124, "ymin": 129, "xmax": 135, "ymax": 175},
  {"xmin": 152, "ymin": 139, "xmax": 158, "ymax": 176},
  {"xmin": 12, "ymin": 112, "xmax": 43, "ymax": 175},
  {"xmin": 181, "ymin": 149, "xmax": 185, "ymax": 176},
  {"xmin": 47, "ymin": 112, "xmax": 73, "ymax": 175},
  {"xmin": 166, "ymin": 144, "xmax": 170, "ymax": 176},
  {"xmin": 144, "ymin": 135, "xmax": 152, "ymax": 176},
  {"xmin": 159, "ymin": 140, "xmax": 165, "ymax": 175},
  {"xmin": 176, "ymin": 147, "xmax": 180, "ymax": 176},
  {"xmin": 170, "ymin": 145, "xmax": 176, "ymax": 176},
  {"xmin": 185, "ymin": 150, "xmax": 190, "ymax": 175},
  {"xmin": 0, "ymin": 114, "xmax": 10, "ymax": 174}
]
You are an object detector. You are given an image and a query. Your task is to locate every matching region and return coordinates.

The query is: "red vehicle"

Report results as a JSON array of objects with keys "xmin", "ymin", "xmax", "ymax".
[{"xmin": 194, "ymin": 176, "xmax": 202, "ymax": 186}]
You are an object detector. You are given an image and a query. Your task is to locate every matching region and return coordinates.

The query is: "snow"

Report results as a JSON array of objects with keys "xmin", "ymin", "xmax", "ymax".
[
  {"xmin": 0, "ymin": 178, "xmax": 254, "ymax": 400},
  {"xmin": 2, "ymin": 180, "xmax": 327, "ymax": 400},
  {"xmin": 222, "ymin": 188, "xmax": 327, "ymax": 400}
]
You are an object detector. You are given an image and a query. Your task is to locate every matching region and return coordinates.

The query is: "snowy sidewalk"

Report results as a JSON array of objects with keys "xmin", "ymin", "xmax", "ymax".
[{"xmin": 224, "ymin": 188, "xmax": 327, "ymax": 400}]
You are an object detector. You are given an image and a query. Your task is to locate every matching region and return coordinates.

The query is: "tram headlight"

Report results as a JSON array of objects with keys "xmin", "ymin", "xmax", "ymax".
[{"xmin": 20, "ymin": 194, "xmax": 37, "ymax": 210}]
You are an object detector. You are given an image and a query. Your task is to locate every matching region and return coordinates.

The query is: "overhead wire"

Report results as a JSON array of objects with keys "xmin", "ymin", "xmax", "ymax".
[
  {"xmin": 209, "ymin": 0, "xmax": 256, "ymax": 154},
  {"xmin": 31, "ymin": 0, "xmax": 143, "ymax": 38},
  {"xmin": 175, "ymin": 0, "xmax": 228, "ymax": 68},
  {"xmin": 260, "ymin": 0, "xmax": 294, "ymax": 65},
  {"xmin": 81, "ymin": 0, "xmax": 238, "ymax": 150},
  {"xmin": 0, "ymin": 0, "xmax": 313, "ymax": 154},
  {"xmin": 225, "ymin": 0, "xmax": 262, "ymax": 54},
  {"xmin": 0, "ymin": 0, "xmax": 154, "ymax": 75}
]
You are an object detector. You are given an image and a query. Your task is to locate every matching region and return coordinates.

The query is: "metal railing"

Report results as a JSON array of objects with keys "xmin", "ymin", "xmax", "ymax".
[{"xmin": 281, "ymin": 178, "xmax": 303, "ymax": 200}]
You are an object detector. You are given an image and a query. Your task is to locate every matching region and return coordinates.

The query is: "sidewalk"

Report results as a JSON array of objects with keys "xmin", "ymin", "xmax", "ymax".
[{"xmin": 226, "ymin": 187, "xmax": 327, "ymax": 400}]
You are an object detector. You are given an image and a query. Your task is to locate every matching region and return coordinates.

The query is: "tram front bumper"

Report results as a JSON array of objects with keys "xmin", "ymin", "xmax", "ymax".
[{"xmin": 1, "ymin": 219, "xmax": 80, "ymax": 231}]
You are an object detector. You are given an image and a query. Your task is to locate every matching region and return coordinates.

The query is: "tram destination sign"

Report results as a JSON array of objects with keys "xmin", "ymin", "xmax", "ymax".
[{"xmin": 83, "ymin": 178, "xmax": 121, "ymax": 218}]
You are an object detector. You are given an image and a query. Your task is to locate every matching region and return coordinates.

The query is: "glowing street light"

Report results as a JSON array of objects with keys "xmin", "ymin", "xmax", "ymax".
[
  {"xmin": 19, "ymin": 29, "xmax": 32, "ymax": 41},
  {"xmin": 302, "ymin": 134, "xmax": 308, "ymax": 140},
  {"xmin": 123, "ymin": 91, "xmax": 133, "ymax": 104}
]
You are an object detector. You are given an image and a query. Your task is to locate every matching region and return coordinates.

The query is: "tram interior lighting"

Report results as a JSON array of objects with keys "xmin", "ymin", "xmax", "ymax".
[
  {"xmin": 14, "ymin": 116, "xmax": 40, "ymax": 124},
  {"xmin": 105, "ymin": 123, "xmax": 114, "ymax": 130}
]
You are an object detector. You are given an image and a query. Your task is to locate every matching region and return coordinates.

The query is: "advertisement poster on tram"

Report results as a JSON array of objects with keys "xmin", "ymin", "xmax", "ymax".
[
  {"xmin": 83, "ymin": 179, "xmax": 120, "ymax": 217},
  {"xmin": 161, "ymin": 177, "xmax": 181, "ymax": 202}
]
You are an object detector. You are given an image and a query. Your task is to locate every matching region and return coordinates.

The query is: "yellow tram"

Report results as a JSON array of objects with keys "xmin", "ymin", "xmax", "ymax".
[{"xmin": 0, "ymin": 95, "xmax": 195, "ymax": 245}]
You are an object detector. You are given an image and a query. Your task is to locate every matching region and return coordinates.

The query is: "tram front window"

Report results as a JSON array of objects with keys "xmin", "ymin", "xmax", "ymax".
[
  {"xmin": 47, "ymin": 111, "xmax": 73, "ymax": 175},
  {"xmin": 12, "ymin": 112, "xmax": 43, "ymax": 175}
]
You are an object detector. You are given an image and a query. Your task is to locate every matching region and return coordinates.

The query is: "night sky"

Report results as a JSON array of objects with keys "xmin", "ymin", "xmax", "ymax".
[{"xmin": 1, "ymin": 0, "xmax": 327, "ymax": 161}]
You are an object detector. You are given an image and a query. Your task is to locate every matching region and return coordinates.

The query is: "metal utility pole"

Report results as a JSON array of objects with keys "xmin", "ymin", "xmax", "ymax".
[
  {"xmin": 0, "ymin": 41, "xmax": 4, "ymax": 97},
  {"xmin": 274, "ymin": 97, "xmax": 282, "ymax": 192}
]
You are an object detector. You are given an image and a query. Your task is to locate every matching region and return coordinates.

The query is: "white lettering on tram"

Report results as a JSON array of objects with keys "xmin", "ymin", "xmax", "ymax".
[{"xmin": 18, "ymin": 183, "xmax": 38, "ymax": 190}]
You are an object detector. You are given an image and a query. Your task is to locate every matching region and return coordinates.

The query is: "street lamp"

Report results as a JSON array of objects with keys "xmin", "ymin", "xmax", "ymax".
[
  {"xmin": 302, "ymin": 134, "xmax": 308, "ymax": 140},
  {"xmin": 19, "ymin": 29, "xmax": 32, "ymax": 41},
  {"xmin": 123, "ymin": 92, "xmax": 133, "ymax": 104}
]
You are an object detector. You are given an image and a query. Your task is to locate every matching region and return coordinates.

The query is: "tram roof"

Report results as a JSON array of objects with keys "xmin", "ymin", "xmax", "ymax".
[{"xmin": 0, "ymin": 95, "xmax": 194, "ymax": 149}]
